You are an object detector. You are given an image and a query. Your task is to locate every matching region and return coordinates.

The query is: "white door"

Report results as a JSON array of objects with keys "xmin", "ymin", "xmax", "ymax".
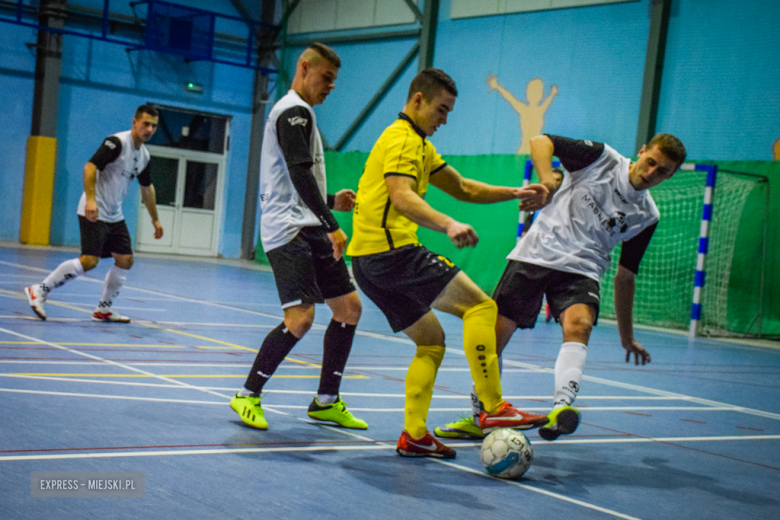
[{"xmin": 136, "ymin": 146, "xmax": 226, "ymax": 256}]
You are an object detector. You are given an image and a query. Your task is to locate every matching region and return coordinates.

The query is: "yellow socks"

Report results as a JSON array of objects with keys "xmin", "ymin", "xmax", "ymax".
[
  {"xmin": 462, "ymin": 299, "xmax": 503, "ymax": 414},
  {"xmin": 404, "ymin": 345, "xmax": 445, "ymax": 439}
]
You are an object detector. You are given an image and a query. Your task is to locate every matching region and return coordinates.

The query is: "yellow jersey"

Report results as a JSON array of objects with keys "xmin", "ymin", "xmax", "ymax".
[{"xmin": 347, "ymin": 115, "xmax": 447, "ymax": 257}]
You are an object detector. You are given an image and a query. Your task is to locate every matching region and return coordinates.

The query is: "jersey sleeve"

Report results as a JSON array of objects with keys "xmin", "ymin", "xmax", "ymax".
[
  {"xmin": 276, "ymin": 106, "xmax": 314, "ymax": 169},
  {"xmin": 546, "ymin": 135, "xmax": 605, "ymax": 172},
  {"xmin": 137, "ymin": 162, "xmax": 152, "ymax": 187},
  {"xmin": 382, "ymin": 130, "xmax": 422, "ymax": 179},
  {"xmin": 88, "ymin": 136, "xmax": 122, "ymax": 170},
  {"xmin": 429, "ymin": 143, "xmax": 447, "ymax": 175},
  {"xmin": 618, "ymin": 222, "xmax": 658, "ymax": 275}
]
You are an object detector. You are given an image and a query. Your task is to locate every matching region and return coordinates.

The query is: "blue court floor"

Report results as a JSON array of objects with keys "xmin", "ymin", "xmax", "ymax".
[{"xmin": 0, "ymin": 242, "xmax": 778, "ymax": 519}]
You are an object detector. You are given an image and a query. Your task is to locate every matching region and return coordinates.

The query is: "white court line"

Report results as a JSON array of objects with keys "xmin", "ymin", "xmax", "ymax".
[
  {"xmin": 0, "ymin": 327, "xmax": 287, "ymax": 418},
  {"xmin": 0, "ymin": 388, "xmax": 749, "ymax": 414}
]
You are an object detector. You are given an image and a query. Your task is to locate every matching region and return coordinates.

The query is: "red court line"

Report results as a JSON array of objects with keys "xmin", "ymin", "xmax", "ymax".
[{"xmin": 0, "ymin": 439, "xmax": 401, "ymax": 454}]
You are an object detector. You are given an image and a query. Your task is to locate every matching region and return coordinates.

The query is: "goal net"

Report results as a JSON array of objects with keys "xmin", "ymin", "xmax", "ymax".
[{"xmin": 598, "ymin": 169, "xmax": 763, "ymax": 336}]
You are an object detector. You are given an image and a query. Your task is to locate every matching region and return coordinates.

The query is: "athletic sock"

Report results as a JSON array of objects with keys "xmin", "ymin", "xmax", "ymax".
[
  {"xmin": 404, "ymin": 345, "xmax": 445, "ymax": 439},
  {"xmin": 243, "ymin": 322, "xmax": 301, "ymax": 394},
  {"xmin": 462, "ymin": 299, "xmax": 503, "ymax": 414},
  {"xmin": 470, "ymin": 355, "xmax": 505, "ymax": 426},
  {"xmin": 553, "ymin": 341, "xmax": 588, "ymax": 407},
  {"xmin": 98, "ymin": 265, "xmax": 128, "ymax": 308},
  {"xmin": 239, "ymin": 387, "xmax": 257, "ymax": 397},
  {"xmin": 41, "ymin": 258, "xmax": 84, "ymax": 293},
  {"xmin": 316, "ymin": 394, "xmax": 337, "ymax": 405},
  {"xmin": 317, "ymin": 320, "xmax": 357, "ymax": 396}
]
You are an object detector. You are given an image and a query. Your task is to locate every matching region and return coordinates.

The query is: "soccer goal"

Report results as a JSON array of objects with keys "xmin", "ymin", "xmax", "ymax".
[{"xmin": 521, "ymin": 160, "xmax": 768, "ymax": 338}]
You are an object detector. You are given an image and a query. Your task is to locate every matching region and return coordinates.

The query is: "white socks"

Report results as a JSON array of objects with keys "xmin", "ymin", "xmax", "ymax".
[
  {"xmin": 98, "ymin": 266, "xmax": 128, "ymax": 308},
  {"xmin": 41, "ymin": 259, "xmax": 84, "ymax": 293},
  {"xmin": 553, "ymin": 342, "xmax": 588, "ymax": 408},
  {"xmin": 317, "ymin": 394, "xmax": 338, "ymax": 405},
  {"xmin": 471, "ymin": 355, "xmax": 504, "ymax": 424}
]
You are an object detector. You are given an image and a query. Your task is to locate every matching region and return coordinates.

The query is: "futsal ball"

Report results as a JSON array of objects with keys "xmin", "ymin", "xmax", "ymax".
[{"xmin": 480, "ymin": 428, "xmax": 534, "ymax": 479}]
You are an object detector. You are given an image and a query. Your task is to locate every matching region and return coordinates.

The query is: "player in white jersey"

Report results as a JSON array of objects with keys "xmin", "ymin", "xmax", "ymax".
[
  {"xmin": 25, "ymin": 104, "xmax": 164, "ymax": 323},
  {"xmin": 230, "ymin": 43, "xmax": 367, "ymax": 431},
  {"xmin": 435, "ymin": 133, "xmax": 686, "ymax": 441}
]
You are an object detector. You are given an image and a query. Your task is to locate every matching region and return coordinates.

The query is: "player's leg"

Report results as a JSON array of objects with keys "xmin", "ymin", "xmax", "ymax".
[
  {"xmin": 92, "ymin": 221, "xmax": 135, "ymax": 323},
  {"xmin": 307, "ymin": 290, "xmax": 367, "ymax": 429},
  {"xmin": 25, "ymin": 216, "xmax": 103, "ymax": 320},
  {"xmin": 539, "ymin": 272, "xmax": 600, "ymax": 441},
  {"xmin": 232, "ymin": 232, "xmax": 318, "ymax": 430},
  {"xmin": 395, "ymin": 311, "xmax": 454, "ymax": 458},
  {"xmin": 350, "ymin": 250, "xmax": 454, "ymax": 458},
  {"xmin": 431, "ymin": 271, "xmax": 548, "ymax": 432}
]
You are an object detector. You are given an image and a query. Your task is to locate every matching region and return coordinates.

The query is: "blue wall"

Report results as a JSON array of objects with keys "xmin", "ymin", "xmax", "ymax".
[{"xmin": 2, "ymin": 0, "xmax": 779, "ymax": 255}]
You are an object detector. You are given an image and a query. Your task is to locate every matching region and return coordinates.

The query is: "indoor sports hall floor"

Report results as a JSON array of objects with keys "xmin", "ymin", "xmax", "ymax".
[{"xmin": 0, "ymin": 242, "xmax": 778, "ymax": 519}]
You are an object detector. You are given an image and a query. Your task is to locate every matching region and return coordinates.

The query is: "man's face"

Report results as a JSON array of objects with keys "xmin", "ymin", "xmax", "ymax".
[
  {"xmin": 132, "ymin": 113, "xmax": 159, "ymax": 143},
  {"xmin": 416, "ymin": 89, "xmax": 456, "ymax": 136},
  {"xmin": 302, "ymin": 60, "xmax": 339, "ymax": 106},
  {"xmin": 629, "ymin": 144, "xmax": 679, "ymax": 190}
]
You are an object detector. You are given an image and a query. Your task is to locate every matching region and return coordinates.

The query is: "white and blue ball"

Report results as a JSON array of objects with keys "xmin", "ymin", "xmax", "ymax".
[{"xmin": 480, "ymin": 428, "xmax": 534, "ymax": 479}]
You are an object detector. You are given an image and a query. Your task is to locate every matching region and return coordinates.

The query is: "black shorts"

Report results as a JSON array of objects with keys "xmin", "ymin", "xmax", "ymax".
[
  {"xmin": 266, "ymin": 226, "xmax": 355, "ymax": 309},
  {"xmin": 493, "ymin": 260, "xmax": 600, "ymax": 329},
  {"xmin": 351, "ymin": 244, "xmax": 461, "ymax": 333},
  {"xmin": 79, "ymin": 216, "xmax": 133, "ymax": 258}
]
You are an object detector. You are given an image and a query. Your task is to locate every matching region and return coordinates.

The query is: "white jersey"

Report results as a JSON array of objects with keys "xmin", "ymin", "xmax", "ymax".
[
  {"xmin": 77, "ymin": 130, "xmax": 151, "ymax": 223},
  {"xmin": 508, "ymin": 143, "xmax": 659, "ymax": 281},
  {"xmin": 259, "ymin": 90, "xmax": 328, "ymax": 252}
]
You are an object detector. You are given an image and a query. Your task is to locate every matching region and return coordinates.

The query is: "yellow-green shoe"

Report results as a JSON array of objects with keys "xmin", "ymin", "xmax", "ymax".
[
  {"xmin": 433, "ymin": 415, "xmax": 484, "ymax": 439},
  {"xmin": 538, "ymin": 404, "xmax": 580, "ymax": 441},
  {"xmin": 230, "ymin": 393, "xmax": 268, "ymax": 430},
  {"xmin": 307, "ymin": 397, "xmax": 368, "ymax": 429}
]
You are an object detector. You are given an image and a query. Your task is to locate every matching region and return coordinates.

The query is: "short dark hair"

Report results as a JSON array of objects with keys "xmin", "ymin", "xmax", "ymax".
[
  {"xmin": 647, "ymin": 133, "xmax": 686, "ymax": 167},
  {"xmin": 407, "ymin": 68, "xmax": 458, "ymax": 102},
  {"xmin": 135, "ymin": 104, "xmax": 159, "ymax": 119},
  {"xmin": 308, "ymin": 42, "xmax": 341, "ymax": 68}
]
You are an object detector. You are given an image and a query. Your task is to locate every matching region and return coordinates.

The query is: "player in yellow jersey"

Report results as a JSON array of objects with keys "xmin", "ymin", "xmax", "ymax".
[{"xmin": 347, "ymin": 68, "xmax": 550, "ymax": 458}]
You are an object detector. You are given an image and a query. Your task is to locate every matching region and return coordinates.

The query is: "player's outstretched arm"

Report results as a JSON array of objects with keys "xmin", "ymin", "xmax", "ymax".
[
  {"xmin": 429, "ymin": 165, "xmax": 527, "ymax": 204},
  {"xmin": 83, "ymin": 162, "xmax": 99, "ymax": 222},
  {"xmin": 614, "ymin": 265, "xmax": 651, "ymax": 365},
  {"xmin": 386, "ymin": 175, "xmax": 478, "ymax": 249},
  {"xmin": 529, "ymin": 135, "xmax": 563, "ymax": 201},
  {"xmin": 140, "ymin": 184, "xmax": 164, "ymax": 239}
]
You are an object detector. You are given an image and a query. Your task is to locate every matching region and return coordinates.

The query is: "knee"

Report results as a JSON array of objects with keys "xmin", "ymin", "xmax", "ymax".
[
  {"xmin": 115, "ymin": 256, "xmax": 134, "ymax": 269},
  {"xmin": 341, "ymin": 298, "xmax": 362, "ymax": 324},
  {"xmin": 79, "ymin": 256, "xmax": 99, "ymax": 271},
  {"xmin": 286, "ymin": 312, "xmax": 314, "ymax": 338},
  {"xmin": 565, "ymin": 315, "xmax": 593, "ymax": 339}
]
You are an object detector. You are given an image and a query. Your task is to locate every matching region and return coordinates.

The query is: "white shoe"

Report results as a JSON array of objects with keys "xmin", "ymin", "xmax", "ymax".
[
  {"xmin": 92, "ymin": 307, "xmax": 130, "ymax": 323},
  {"xmin": 24, "ymin": 285, "xmax": 47, "ymax": 320}
]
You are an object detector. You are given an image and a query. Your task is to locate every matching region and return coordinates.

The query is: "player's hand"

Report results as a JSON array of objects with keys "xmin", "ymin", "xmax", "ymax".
[
  {"xmin": 486, "ymin": 73, "xmax": 498, "ymax": 91},
  {"xmin": 85, "ymin": 199, "xmax": 99, "ymax": 222},
  {"xmin": 446, "ymin": 221, "xmax": 479, "ymax": 249},
  {"xmin": 516, "ymin": 184, "xmax": 551, "ymax": 212},
  {"xmin": 333, "ymin": 189, "xmax": 356, "ymax": 212},
  {"xmin": 327, "ymin": 228, "xmax": 348, "ymax": 260},
  {"xmin": 551, "ymin": 85, "xmax": 559, "ymax": 96},
  {"xmin": 153, "ymin": 220, "xmax": 164, "ymax": 239},
  {"xmin": 622, "ymin": 339, "xmax": 651, "ymax": 366}
]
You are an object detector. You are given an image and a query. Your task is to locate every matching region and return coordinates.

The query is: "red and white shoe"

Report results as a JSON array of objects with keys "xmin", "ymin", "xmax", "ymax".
[
  {"xmin": 92, "ymin": 308, "xmax": 131, "ymax": 323},
  {"xmin": 479, "ymin": 402, "xmax": 549, "ymax": 432},
  {"xmin": 24, "ymin": 285, "xmax": 47, "ymax": 320},
  {"xmin": 396, "ymin": 430, "xmax": 456, "ymax": 459}
]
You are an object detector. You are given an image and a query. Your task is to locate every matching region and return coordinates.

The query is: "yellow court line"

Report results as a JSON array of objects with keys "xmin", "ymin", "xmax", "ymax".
[
  {"xmin": 7, "ymin": 373, "xmax": 368, "ymax": 379},
  {"xmin": 2, "ymin": 288, "xmax": 345, "ymax": 373},
  {"xmin": 0, "ymin": 341, "xmax": 185, "ymax": 348}
]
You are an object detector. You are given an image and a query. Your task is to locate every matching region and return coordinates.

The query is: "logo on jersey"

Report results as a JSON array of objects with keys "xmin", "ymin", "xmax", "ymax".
[
  {"xmin": 582, "ymin": 194, "xmax": 628, "ymax": 235},
  {"xmin": 288, "ymin": 116, "xmax": 308, "ymax": 127},
  {"xmin": 584, "ymin": 140, "xmax": 593, "ymax": 146},
  {"xmin": 613, "ymin": 188, "xmax": 628, "ymax": 204},
  {"xmin": 103, "ymin": 139, "xmax": 116, "ymax": 149}
]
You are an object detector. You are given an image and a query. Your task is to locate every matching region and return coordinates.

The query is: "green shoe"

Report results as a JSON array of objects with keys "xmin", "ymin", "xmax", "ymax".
[
  {"xmin": 230, "ymin": 393, "xmax": 268, "ymax": 430},
  {"xmin": 307, "ymin": 397, "xmax": 368, "ymax": 429},
  {"xmin": 538, "ymin": 404, "xmax": 580, "ymax": 441},
  {"xmin": 433, "ymin": 415, "xmax": 484, "ymax": 439}
]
